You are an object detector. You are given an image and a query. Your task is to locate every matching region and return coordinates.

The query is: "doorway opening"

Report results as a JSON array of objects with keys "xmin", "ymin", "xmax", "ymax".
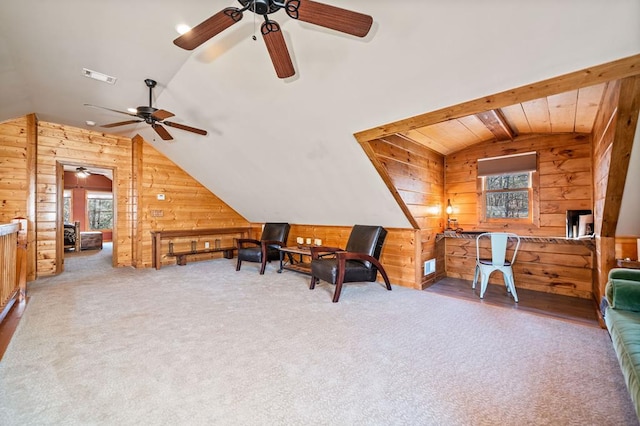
[{"xmin": 58, "ymin": 163, "xmax": 116, "ymax": 272}]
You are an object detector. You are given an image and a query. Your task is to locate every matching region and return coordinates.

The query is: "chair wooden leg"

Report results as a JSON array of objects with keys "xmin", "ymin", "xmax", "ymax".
[
  {"xmin": 259, "ymin": 258, "xmax": 267, "ymax": 275},
  {"xmin": 236, "ymin": 258, "xmax": 241, "ymax": 271},
  {"xmin": 310, "ymin": 276, "xmax": 317, "ymax": 289},
  {"xmin": 378, "ymin": 267, "xmax": 392, "ymax": 291},
  {"xmin": 333, "ymin": 279, "xmax": 344, "ymax": 303}
]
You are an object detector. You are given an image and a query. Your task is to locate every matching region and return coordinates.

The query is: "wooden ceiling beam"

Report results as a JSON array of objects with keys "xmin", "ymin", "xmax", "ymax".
[
  {"xmin": 601, "ymin": 74, "xmax": 640, "ymax": 237},
  {"xmin": 354, "ymin": 54, "xmax": 640, "ymax": 143},
  {"xmin": 475, "ymin": 109, "xmax": 517, "ymax": 141}
]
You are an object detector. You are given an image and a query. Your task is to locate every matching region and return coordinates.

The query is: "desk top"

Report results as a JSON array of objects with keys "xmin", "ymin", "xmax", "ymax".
[
  {"xmin": 436, "ymin": 232, "xmax": 594, "ymax": 248},
  {"xmin": 617, "ymin": 259, "xmax": 640, "ymax": 269}
]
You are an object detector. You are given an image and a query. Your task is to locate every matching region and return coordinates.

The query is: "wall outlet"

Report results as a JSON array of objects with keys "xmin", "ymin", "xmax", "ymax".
[
  {"xmin": 424, "ymin": 259, "xmax": 436, "ymax": 275},
  {"xmin": 204, "ymin": 241, "xmax": 210, "ymax": 249},
  {"xmin": 157, "ymin": 194, "xmax": 165, "ymax": 200}
]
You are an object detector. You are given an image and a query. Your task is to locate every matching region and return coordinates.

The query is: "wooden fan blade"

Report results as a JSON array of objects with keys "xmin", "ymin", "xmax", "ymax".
[
  {"xmin": 101, "ymin": 120, "xmax": 143, "ymax": 128},
  {"xmin": 84, "ymin": 103, "xmax": 138, "ymax": 118},
  {"xmin": 261, "ymin": 21, "xmax": 295, "ymax": 79},
  {"xmin": 151, "ymin": 109, "xmax": 175, "ymax": 121},
  {"xmin": 152, "ymin": 123, "xmax": 173, "ymax": 141},
  {"xmin": 173, "ymin": 8, "xmax": 243, "ymax": 50},
  {"xmin": 164, "ymin": 121, "xmax": 208, "ymax": 136},
  {"xmin": 285, "ymin": 0, "xmax": 373, "ymax": 37}
]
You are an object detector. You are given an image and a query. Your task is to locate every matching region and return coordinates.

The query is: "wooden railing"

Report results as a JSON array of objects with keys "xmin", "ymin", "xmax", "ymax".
[{"xmin": 0, "ymin": 219, "xmax": 27, "ymax": 325}]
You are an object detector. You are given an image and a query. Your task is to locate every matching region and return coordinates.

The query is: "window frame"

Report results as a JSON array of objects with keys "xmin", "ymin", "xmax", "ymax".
[{"xmin": 85, "ymin": 191, "xmax": 114, "ymax": 231}]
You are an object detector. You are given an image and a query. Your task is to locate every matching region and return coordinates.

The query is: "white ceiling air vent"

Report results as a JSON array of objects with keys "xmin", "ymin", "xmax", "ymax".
[{"xmin": 82, "ymin": 68, "xmax": 117, "ymax": 84}]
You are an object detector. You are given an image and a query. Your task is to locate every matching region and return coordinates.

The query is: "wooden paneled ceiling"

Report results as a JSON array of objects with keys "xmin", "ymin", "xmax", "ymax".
[{"xmin": 398, "ymin": 83, "xmax": 606, "ymax": 155}]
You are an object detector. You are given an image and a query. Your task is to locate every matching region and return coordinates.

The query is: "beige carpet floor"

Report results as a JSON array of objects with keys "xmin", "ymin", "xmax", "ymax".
[{"xmin": 0, "ymin": 245, "xmax": 637, "ymax": 425}]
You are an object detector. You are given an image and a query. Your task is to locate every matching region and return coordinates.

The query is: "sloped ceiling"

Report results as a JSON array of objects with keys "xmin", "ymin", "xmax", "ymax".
[{"xmin": 1, "ymin": 1, "xmax": 639, "ymax": 229}]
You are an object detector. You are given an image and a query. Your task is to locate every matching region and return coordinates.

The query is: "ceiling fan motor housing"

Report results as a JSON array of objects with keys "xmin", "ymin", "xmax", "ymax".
[
  {"xmin": 137, "ymin": 106, "xmax": 158, "ymax": 117},
  {"xmin": 239, "ymin": 0, "xmax": 279, "ymax": 15}
]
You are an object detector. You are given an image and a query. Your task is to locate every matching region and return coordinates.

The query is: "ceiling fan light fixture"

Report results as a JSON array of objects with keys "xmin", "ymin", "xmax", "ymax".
[
  {"xmin": 76, "ymin": 167, "xmax": 90, "ymax": 178},
  {"xmin": 176, "ymin": 24, "xmax": 192, "ymax": 35},
  {"xmin": 82, "ymin": 68, "xmax": 117, "ymax": 85}
]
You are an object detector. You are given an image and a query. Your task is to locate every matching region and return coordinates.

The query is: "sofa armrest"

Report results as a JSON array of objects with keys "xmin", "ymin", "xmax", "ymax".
[
  {"xmin": 610, "ymin": 268, "xmax": 640, "ymax": 282},
  {"xmin": 606, "ymin": 268, "xmax": 640, "ymax": 312}
]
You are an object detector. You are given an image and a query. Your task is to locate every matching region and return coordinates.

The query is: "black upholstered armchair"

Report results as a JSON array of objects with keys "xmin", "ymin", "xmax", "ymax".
[
  {"xmin": 310, "ymin": 225, "xmax": 391, "ymax": 302},
  {"xmin": 236, "ymin": 223, "xmax": 290, "ymax": 274}
]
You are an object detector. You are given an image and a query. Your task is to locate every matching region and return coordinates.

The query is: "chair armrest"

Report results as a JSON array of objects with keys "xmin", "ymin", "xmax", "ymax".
[
  {"xmin": 237, "ymin": 238, "xmax": 260, "ymax": 248},
  {"xmin": 261, "ymin": 239, "xmax": 286, "ymax": 248},
  {"xmin": 310, "ymin": 246, "xmax": 343, "ymax": 260},
  {"xmin": 335, "ymin": 252, "xmax": 391, "ymax": 286},
  {"xmin": 606, "ymin": 271, "xmax": 640, "ymax": 312}
]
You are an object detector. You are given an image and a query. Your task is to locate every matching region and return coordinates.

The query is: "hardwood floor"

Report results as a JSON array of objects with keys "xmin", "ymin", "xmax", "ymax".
[
  {"xmin": 426, "ymin": 277, "xmax": 601, "ymax": 327},
  {"xmin": 0, "ymin": 298, "xmax": 28, "ymax": 361}
]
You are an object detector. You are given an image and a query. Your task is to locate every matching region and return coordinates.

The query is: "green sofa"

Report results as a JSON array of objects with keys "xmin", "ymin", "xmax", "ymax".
[{"xmin": 604, "ymin": 267, "xmax": 640, "ymax": 419}]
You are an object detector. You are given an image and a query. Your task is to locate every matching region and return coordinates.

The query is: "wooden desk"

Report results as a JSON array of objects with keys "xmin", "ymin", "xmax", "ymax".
[
  {"xmin": 617, "ymin": 259, "xmax": 640, "ymax": 269},
  {"xmin": 438, "ymin": 233, "xmax": 595, "ymax": 299},
  {"xmin": 151, "ymin": 227, "xmax": 251, "ymax": 270}
]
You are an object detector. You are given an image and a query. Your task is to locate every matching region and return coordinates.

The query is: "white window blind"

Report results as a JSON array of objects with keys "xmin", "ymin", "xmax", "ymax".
[{"xmin": 477, "ymin": 151, "xmax": 537, "ymax": 177}]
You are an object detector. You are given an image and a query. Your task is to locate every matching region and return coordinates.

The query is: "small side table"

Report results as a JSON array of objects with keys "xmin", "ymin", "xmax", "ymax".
[{"xmin": 617, "ymin": 259, "xmax": 640, "ymax": 270}]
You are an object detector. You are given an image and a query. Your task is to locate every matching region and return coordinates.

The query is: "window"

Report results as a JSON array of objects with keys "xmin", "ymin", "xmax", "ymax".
[
  {"xmin": 477, "ymin": 152, "xmax": 537, "ymax": 223},
  {"xmin": 483, "ymin": 173, "xmax": 531, "ymax": 219},
  {"xmin": 87, "ymin": 192, "xmax": 113, "ymax": 230},
  {"xmin": 63, "ymin": 190, "xmax": 72, "ymax": 223}
]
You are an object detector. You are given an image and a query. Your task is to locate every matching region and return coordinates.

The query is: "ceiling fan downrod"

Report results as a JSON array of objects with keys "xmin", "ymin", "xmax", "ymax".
[{"xmin": 144, "ymin": 79, "xmax": 157, "ymax": 109}]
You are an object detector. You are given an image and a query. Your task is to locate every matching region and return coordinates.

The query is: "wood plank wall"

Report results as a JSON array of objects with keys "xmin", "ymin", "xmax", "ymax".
[
  {"xmin": 287, "ymin": 224, "xmax": 417, "ymax": 289},
  {"xmin": 363, "ymin": 134, "xmax": 445, "ymax": 288},
  {"xmin": 616, "ymin": 236, "xmax": 639, "ymax": 261},
  {"xmin": 0, "ymin": 116, "xmax": 36, "ymax": 281},
  {"xmin": 37, "ymin": 121, "xmax": 134, "ymax": 274},
  {"xmin": 133, "ymin": 136, "xmax": 250, "ymax": 268},
  {"xmin": 445, "ymin": 133, "xmax": 593, "ymax": 236}
]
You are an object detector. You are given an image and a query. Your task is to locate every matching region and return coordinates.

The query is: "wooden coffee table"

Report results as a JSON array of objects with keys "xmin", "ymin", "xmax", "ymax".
[{"xmin": 278, "ymin": 246, "xmax": 313, "ymax": 275}]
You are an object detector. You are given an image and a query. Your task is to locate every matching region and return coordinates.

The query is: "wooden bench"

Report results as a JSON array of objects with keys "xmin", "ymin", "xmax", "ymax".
[
  {"xmin": 169, "ymin": 247, "xmax": 237, "ymax": 266},
  {"xmin": 151, "ymin": 227, "xmax": 252, "ymax": 270}
]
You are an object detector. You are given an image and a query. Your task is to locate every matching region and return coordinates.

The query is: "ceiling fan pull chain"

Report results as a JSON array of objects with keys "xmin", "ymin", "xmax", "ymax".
[{"xmin": 252, "ymin": 5, "xmax": 257, "ymax": 40}]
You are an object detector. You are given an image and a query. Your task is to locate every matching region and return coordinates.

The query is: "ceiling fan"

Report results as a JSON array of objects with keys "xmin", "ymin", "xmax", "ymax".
[
  {"xmin": 75, "ymin": 167, "xmax": 90, "ymax": 178},
  {"xmin": 85, "ymin": 79, "xmax": 208, "ymax": 141},
  {"xmin": 173, "ymin": 0, "xmax": 373, "ymax": 78}
]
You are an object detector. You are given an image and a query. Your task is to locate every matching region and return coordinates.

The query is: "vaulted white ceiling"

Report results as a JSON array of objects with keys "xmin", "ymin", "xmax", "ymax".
[{"xmin": 1, "ymin": 1, "xmax": 639, "ymax": 229}]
